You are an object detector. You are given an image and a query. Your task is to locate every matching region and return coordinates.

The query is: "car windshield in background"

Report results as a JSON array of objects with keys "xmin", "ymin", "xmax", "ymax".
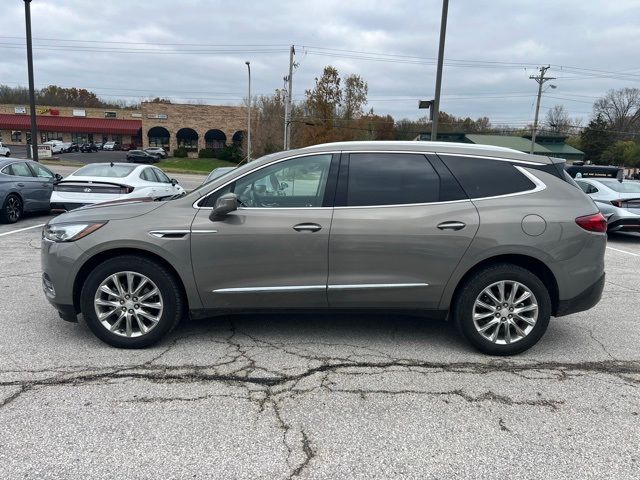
[
  {"xmin": 204, "ymin": 167, "xmax": 235, "ymax": 183},
  {"xmin": 600, "ymin": 180, "xmax": 640, "ymax": 193},
  {"xmin": 74, "ymin": 164, "xmax": 137, "ymax": 178}
]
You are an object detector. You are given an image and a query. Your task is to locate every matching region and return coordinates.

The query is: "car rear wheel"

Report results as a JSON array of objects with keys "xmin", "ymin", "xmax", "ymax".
[
  {"xmin": 80, "ymin": 255, "xmax": 185, "ymax": 348},
  {"xmin": 453, "ymin": 263, "xmax": 551, "ymax": 355},
  {"xmin": 4, "ymin": 152, "xmax": 9, "ymax": 157},
  {"xmin": 1, "ymin": 194, "xmax": 23, "ymax": 223}
]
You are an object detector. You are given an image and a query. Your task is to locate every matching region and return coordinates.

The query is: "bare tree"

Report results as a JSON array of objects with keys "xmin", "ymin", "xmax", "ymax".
[
  {"xmin": 593, "ymin": 88, "xmax": 640, "ymax": 136},
  {"xmin": 545, "ymin": 105, "xmax": 572, "ymax": 134}
]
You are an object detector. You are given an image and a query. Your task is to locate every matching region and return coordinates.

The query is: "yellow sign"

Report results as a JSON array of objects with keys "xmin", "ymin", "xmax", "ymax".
[{"xmin": 37, "ymin": 108, "xmax": 50, "ymax": 114}]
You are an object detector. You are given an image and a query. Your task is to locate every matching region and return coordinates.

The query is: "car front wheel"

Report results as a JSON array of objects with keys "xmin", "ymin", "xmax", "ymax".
[
  {"xmin": 453, "ymin": 263, "xmax": 551, "ymax": 355},
  {"xmin": 80, "ymin": 255, "xmax": 185, "ymax": 348}
]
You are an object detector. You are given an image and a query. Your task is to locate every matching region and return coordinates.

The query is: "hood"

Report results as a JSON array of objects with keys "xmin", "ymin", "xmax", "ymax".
[{"xmin": 50, "ymin": 197, "xmax": 165, "ymax": 224}]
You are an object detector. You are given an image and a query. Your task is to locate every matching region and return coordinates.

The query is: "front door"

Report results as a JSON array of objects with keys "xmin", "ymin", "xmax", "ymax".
[
  {"xmin": 190, "ymin": 153, "xmax": 337, "ymax": 309},
  {"xmin": 328, "ymin": 152, "xmax": 479, "ymax": 310}
]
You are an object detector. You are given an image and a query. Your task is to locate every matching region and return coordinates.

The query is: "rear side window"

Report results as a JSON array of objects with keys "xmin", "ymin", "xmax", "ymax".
[
  {"xmin": 140, "ymin": 168, "xmax": 159, "ymax": 182},
  {"xmin": 439, "ymin": 155, "xmax": 536, "ymax": 199},
  {"xmin": 5, "ymin": 162, "xmax": 35, "ymax": 177},
  {"xmin": 346, "ymin": 153, "xmax": 440, "ymax": 206}
]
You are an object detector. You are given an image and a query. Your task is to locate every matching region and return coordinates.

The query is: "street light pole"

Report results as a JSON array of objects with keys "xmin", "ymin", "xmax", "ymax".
[
  {"xmin": 245, "ymin": 61, "xmax": 251, "ymax": 161},
  {"xmin": 24, "ymin": 0, "xmax": 38, "ymax": 161},
  {"xmin": 431, "ymin": 0, "xmax": 449, "ymax": 141}
]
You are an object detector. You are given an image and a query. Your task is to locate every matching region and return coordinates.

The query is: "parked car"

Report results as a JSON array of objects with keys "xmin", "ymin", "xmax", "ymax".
[
  {"xmin": 103, "ymin": 141, "xmax": 120, "ymax": 151},
  {"xmin": 202, "ymin": 166, "xmax": 235, "ymax": 185},
  {"xmin": 121, "ymin": 143, "xmax": 137, "ymax": 151},
  {"xmin": 42, "ymin": 140, "xmax": 65, "ymax": 154},
  {"xmin": 49, "ymin": 162, "xmax": 184, "ymax": 212},
  {"xmin": 80, "ymin": 142, "xmax": 98, "ymax": 153},
  {"xmin": 68, "ymin": 142, "xmax": 80, "ymax": 152},
  {"xmin": 94, "ymin": 142, "xmax": 104, "ymax": 150},
  {"xmin": 41, "ymin": 141, "xmax": 606, "ymax": 354},
  {"xmin": 61, "ymin": 142, "xmax": 72, "ymax": 152},
  {"xmin": 0, "ymin": 159, "xmax": 60, "ymax": 223},
  {"xmin": 127, "ymin": 150, "xmax": 160, "ymax": 163},
  {"xmin": 144, "ymin": 147, "xmax": 168, "ymax": 159},
  {"xmin": 574, "ymin": 177, "xmax": 640, "ymax": 232},
  {"xmin": 0, "ymin": 142, "xmax": 10, "ymax": 157}
]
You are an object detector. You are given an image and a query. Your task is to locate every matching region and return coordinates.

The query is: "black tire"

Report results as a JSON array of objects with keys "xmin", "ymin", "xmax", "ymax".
[
  {"xmin": 80, "ymin": 255, "xmax": 185, "ymax": 348},
  {"xmin": 453, "ymin": 263, "xmax": 551, "ymax": 356},
  {"xmin": 1, "ymin": 194, "xmax": 23, "ymax": 224},
  {"xmin": 4, "ymin": 152, "xmax": 9, "ymax": 157}
]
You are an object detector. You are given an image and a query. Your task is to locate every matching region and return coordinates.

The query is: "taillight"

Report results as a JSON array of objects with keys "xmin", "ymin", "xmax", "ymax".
[
  {"xmin": 575, "ymin": 213, "xmax": 607, "ymax": 233},
  {"xmin": 121, "ymin": 186, "xmax": 135, "ymax": 194},
  {"xmin": 611, "ymin": 200, "xmax": 622, "ymax": 208}
]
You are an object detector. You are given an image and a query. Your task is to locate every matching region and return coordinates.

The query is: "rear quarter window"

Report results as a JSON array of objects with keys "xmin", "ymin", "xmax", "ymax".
[{"xmin": 439, "ymin": 155, "xmax": 536, "ymax": 199}]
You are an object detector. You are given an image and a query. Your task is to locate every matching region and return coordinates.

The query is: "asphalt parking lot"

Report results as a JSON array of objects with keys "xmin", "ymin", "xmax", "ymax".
[
  {"xmin": 9, "ymin": 147, "xmax": 130, "ymax": 164},
  {"xmin": 0, "ymin": 214, "xmax": 639, "ymax": 478}
]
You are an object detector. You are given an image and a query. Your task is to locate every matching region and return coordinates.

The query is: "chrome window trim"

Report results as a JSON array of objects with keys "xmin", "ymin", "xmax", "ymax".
[
  {"xmin": 193, "ymin": 151, "xmax": 340, "ymax": 209},
  {"xmin": 194, "ymin": 150, "xmax": 547, "ymax": 210}
]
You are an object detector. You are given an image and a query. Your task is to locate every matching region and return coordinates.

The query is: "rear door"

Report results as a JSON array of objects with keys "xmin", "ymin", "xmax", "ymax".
[
  {"xmin": 328, "ymin": 152, "xmax": 479, "ymax": 310},
  {"xmin": 190, "ymin": 153, "xmax": 337, "ymax": 309},
  {"xmin": 3, "ymin": 162, "xmax": 40, "ymax": 211}
]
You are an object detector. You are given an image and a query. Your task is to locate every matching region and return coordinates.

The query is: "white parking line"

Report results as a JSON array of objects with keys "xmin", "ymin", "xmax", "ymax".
[
  {"xmin": 0, "ymin": 223, "xmax": 45, "ymax": 237},
  {"xmin": 606, "ymin": 246, "xmax": 640, "ymax": 257}
]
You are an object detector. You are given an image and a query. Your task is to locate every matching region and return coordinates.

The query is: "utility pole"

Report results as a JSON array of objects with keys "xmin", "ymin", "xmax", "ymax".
[
  {"xmin": 284, "ymin": 45, "xmax": 295, "ymax": 150},
  {"xmin": 245, "ymin": 61, "xmax": 251, "ymax": 161},
  {"xmin": 529, "ymin": 65, "xmax": 556, "ymax": 154},
  {"xmin": 24, "ymin": 0, "xmax": 38, "ymax": 161},
  {"xmin": 431, "ymin": 0, "xmax": 449, "ymax": 141}
]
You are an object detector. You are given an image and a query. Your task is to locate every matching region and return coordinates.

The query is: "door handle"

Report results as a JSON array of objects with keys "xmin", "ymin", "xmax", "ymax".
[
  {"xmin": 17, "ymin": 183, "xmax": 25, "ymax": 187},
  {"xmin": 293, "ymin": 223, "xmax": 322, "ymax": 232},
  {"xmin": 437, "ymin": 221, "xmax": 466, "ymax": 231}
]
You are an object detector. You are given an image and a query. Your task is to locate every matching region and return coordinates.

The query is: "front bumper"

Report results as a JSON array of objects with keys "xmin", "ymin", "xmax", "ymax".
[
  {"xmin": 556, "ymin": 273, "xmax": 605, "ymax": 317},
  {"xmin": 608, "ymin": 218, "xmax": 640, "ymax": 232}
]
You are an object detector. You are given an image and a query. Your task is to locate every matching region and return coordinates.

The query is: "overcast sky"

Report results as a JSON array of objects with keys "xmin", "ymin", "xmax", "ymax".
[{"xmin": 1, "ymin": 0, "xmax": 639, "ymax": 126}]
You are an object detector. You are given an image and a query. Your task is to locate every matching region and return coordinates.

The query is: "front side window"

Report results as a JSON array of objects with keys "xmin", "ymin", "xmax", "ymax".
[
  {"xmin": 140, "ymin": 168, "xmax": 159, "ymax": 182},
  {"xmin": 29, "ymin": 163, "xmax": 54, "ymax": 178},
  {"xmin": 234, "ymin": 154, "xmax": 332, "ymax": 208},
  {"xmin": 440, "ymin": 155, "xmax": 536, "ymax": 199},
  {"xmin": 346, "ymin": 153, "xmax": 440, "ymax": 206}
]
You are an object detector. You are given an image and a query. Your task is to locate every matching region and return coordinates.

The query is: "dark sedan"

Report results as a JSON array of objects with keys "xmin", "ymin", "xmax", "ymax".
[
  {"xmin": 0, "ymin": 159, "xmax": 61, "ymax": 223},
  {"xmin": 126, "ymin": 150, "xmax": 160, "ymax": 163},
  {"xmin": 80, "ymin": 143, "xmax": 98, "ymax": 153}
]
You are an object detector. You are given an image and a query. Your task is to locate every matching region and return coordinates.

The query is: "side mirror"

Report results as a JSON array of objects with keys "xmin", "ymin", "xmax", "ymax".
[
  {"xmin": 171, "ymin": 178, "xmax": 178, "ymax": 186},
  {"xmin": 209, "ymin": 193, "xmax": 238, "ymax": 221},
  {"xmin": 54, "ymin": 173, "xmax": 63, "ymax": 182}
]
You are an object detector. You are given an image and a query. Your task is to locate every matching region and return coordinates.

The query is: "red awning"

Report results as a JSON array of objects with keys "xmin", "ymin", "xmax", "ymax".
[{"xmin": 0, "ymin": 114, "xmax": 142, "ymax": 135}]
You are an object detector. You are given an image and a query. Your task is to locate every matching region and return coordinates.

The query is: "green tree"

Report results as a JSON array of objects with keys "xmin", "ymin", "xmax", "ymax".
[
  {"xmin": 580, "ymin": 114, "xmax": 614, "ymax": 163},
  {"xmin": 601, "ymin": 140, "xmax": 640, "ymax": 167}
]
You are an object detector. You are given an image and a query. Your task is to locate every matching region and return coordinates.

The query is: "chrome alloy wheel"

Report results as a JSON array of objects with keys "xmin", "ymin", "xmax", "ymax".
[
  {"xmin": 6, "ymin": 196, "xmax": 21, "ymax": 222},
  {"xmin": 472, "ymin": 280, "xmax": 538, "ymax": 345},
  {"xmin": 94, "ymin": 271, "xmax": 164, "ymax": 338}
]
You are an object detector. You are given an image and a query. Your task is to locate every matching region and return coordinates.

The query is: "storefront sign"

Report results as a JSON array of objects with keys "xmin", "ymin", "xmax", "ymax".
[
  {"xmin": 14, "ymin": 106, "xmax": 26, "ymax": 114},
  {"xmin": 50, "ymin": 109, "xmax": 60, "ymax": 116},
  {"xmin": 104, "ymin": 111, "xmax": 117, "ymax": 118},
  {"xmin": 37, "ymin": 108, "xmax": 50, "ymax": 114},
  {"xmin": 147, "ymin": 114, "xmax": 168, "ymax": 119},
  {"xmin": 73, "ymin": 109, "xmax": 86, "ymax": 117},
  {"xmin": 130, "ymin": 113, "xmax": 142, "ymax": 118},
  {"xmin": 30, "ymin": 144, "xmax": 52, "ymax": 158}
]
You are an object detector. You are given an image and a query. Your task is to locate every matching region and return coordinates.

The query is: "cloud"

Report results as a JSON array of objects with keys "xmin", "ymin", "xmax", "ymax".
[{"xmin": 0, "ymin": 0, "xmax": 638, "ymax": 125}]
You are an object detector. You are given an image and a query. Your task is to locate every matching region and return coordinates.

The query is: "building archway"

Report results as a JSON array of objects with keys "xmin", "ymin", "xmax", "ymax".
[
  {"xmin": 147, "ymin": 126, "xmax": 170, "ymax": 149},
  {"xmin": 232, "ymin": 130, "xmax": 244, "ymax": 146},
  {"xmin": 176, "ymin": 127, "xmax": 198, "ymax": 151},
  {"xmin": 204, "ymin": 129, "xmax": 227, "ymax": 150}
]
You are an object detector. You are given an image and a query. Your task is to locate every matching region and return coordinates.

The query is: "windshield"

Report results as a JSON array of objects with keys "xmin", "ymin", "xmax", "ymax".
[
  {"xmin": 600, "ymin": 180, "xmax": 640, "ymax": 193},
  {"xmin": 72, "ymin": 164, "xmax": 137, "ymax": 178}
]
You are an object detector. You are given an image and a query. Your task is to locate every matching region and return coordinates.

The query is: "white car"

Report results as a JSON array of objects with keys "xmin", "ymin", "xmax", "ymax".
[
  {"xmin": 103, "ymin": 141, "xmax": 119, "ymax": 151},
  {"xmin": 50, "ymin": 162, "xmax": 185, "ymax": 212},
  {"xmin": 0, "ymin": 142, "xmax": 10, "ymax": 157},
  {"xmin": 144, "ymin": 147, "xmax": 168, "ymax": 159},
  {"xmin": 42, "ymin": 140, "xmax": 65, "ymax": 154}
]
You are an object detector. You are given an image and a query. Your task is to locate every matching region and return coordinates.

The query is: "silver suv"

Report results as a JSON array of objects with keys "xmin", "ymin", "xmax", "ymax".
[{"xmin": 41, "ymin": 141, "xmax": 606, "ymax": 355}]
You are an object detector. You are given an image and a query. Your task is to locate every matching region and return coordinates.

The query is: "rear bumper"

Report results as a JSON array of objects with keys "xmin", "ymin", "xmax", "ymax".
[
  {"xmin": 608, "ymin": 218, "xmax": 640, "ymax": 232},
  {"xmin": 555, "ymin": 273, "xmax": 605, "ymax": 317},
  {"xmin": 50, "ymin": 202, "xmax": 89, "ymax": 212}
]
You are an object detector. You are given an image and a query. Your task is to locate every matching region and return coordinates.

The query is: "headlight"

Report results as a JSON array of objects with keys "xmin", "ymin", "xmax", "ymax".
[{"xmin": 43, "ymin": 222, "xmax": 107, "ymax": 242}]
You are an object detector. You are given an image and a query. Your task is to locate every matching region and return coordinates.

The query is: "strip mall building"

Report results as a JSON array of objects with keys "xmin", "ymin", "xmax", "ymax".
[{"xmin": 0, "ymin": 102, "xmax": 247, "ymax": 152}]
